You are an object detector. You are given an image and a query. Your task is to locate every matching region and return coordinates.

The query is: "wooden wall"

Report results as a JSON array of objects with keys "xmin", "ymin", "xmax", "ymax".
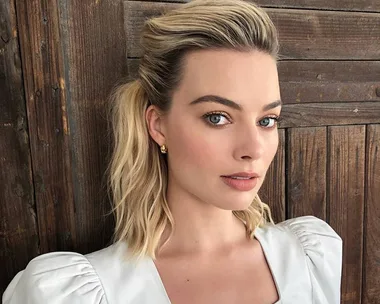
[
  {"xmin": 0, "ymin": 0, "xmax": 125, "ymax": 294},
  {"xmin": 1, "ymin": 0, "xmax": 379, "ymax": 303}
]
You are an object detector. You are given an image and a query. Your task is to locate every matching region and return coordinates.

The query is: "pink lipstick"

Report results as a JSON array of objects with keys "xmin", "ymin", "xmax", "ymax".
[{"xmin": 221, "ymin": 172, "xmax": 259, "ymax": 191}]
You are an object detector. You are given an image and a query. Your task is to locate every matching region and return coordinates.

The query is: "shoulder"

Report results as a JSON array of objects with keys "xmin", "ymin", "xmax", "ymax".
[
  {"xmin": 257, "ymin": 215, "xmax": 342, "ymax": 255},
  {"xmin": 276, "ymin": 215, "xmax": 342, "ymax": 249},
  {"xmin": 277, "ymin": 215, "xmax": 343, "ymax": 272},
  {"xmin": 2, "ymin": 244, "xmax": 122, "ymax": 304},
  {"xmin": 3, "ymin": 241, "xmax": 169, "ymax": 304},
  {"xmin": 256, "ymin": 215, "xmax": 343, "ymax": 303}
]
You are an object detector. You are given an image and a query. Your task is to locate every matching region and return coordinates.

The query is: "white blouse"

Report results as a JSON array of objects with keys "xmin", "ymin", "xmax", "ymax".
[{"xmin": 2, "ymin": 216, "xmax": 342, "ymax": 304}]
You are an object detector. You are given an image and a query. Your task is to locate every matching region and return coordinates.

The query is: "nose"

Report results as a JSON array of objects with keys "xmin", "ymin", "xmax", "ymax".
[{"xmin": 233, "ymin": 125, "xmax": 265, "ymax": 161}]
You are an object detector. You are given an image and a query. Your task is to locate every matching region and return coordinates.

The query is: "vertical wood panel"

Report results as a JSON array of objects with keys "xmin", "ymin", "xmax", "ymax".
[
  {"xmin": 287, "ymin": 127, "xmax": 327, "ymax": 219},
  {"xmin": 362, "ymin": 125, "xmax": 380, "ymax": 304},
  {"xmin": 0, "ymin": 0, "xmax": 39, "ymax": 294},
  {"xmin": 58, "ymin": 0, "xmax": 125, "ymax": 253},
  {"xmin": 259, "ymin": 129, "xmax": 285, "ymax": 223},
  {"xmin": 328, "ymin": 125, "xmax": 365, "ymax": 304},
  {"xmin": 15, "ymin": 0, "xmax": 77, "ymax": 253}
]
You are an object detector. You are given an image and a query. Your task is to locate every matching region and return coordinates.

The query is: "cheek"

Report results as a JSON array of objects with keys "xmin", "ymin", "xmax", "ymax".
[
  {"xmin": 168, "ymin": 124, "xmax": 220, "ymax": 168},
  {"xmin": 264, "ymin": 131, "xmax": 279, "ymax": 164},
  {"xmin": 165, "ymin": 108, "xmax": 231, "ymax": 170}
]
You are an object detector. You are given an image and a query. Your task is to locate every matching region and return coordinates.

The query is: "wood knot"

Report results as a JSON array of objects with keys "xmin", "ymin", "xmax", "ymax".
[{"xmin": 376, "ymin": 87, "xmax": 380, "ymax": 97}]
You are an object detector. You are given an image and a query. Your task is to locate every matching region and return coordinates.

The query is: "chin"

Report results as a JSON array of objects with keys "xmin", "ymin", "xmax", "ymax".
[{"xmin": 215, "ymin": 193, "xmax": 257, "ymax": 211}]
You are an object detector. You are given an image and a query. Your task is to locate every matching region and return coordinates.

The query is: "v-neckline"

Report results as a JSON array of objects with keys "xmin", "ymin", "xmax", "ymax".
[{"xmin": 148, "ymin": 225, "xmax": 282, "ymax": 304}]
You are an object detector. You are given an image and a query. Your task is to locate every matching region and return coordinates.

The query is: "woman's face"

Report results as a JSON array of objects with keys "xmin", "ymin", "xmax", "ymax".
[{"xmin": 154, "ymin": 49, "xmax": 281, "ymax": 211}]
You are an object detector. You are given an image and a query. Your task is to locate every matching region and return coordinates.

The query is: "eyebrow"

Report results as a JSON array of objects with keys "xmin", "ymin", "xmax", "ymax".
[{"xmin": 189, "ymin": 95, "xmax": 282, "ymax": 111}]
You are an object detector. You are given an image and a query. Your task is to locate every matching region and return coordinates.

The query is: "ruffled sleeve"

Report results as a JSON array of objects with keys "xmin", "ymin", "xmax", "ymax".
[
  {"xmin": 281, "ymin": 216, "xmax": 343, "ymax": 304},
  {"xmin": 2, "ymin": 252, "xmax": 108, "ymax": 304}
]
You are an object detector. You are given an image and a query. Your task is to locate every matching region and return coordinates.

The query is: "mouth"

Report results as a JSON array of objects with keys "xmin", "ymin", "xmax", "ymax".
[
  {"xmin": 223, "ymin": 176, "xmax": 254, "ymax": 180},
  {"xmin": 221, "ymin": 172, "xmax": 259, "ymax": 179},
  {"xmin": 220, "ymin": 172, "xmax": 259, "ymax": 191}
]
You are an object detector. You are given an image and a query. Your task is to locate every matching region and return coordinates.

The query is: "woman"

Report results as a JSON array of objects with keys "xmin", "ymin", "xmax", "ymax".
[{"xmin": 3, "ymin": 0, "xmax": 342, "ymax": 303}]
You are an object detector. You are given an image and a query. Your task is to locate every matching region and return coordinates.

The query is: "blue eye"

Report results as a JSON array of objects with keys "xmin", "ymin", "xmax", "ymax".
[
  {"xmin": 259, "ymin": 116, "xmax": 279, "ymax": 128},
  {"xmin": 204, "ymin": 112, "xmax": 231, "ymax": 126}
]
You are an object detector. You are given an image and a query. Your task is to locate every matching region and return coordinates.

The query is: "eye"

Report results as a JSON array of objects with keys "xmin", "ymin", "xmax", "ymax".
[
  {"xmin": 259, "ymin": 116, "xmax": 280, "ymax": 128},
  {"xmin": 203, "ymin": 112, "xmax": 231, "ymax": 126}
]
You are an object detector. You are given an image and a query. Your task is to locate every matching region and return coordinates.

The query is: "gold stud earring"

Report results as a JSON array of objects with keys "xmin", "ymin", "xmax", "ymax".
[{"xmin": 160, "ymin": 144, "xmax": 168, "ymax": 154}]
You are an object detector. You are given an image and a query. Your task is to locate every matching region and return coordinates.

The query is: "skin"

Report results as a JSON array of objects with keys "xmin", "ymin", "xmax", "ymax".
[{"xmin": 146, "ymin": 49, "xmax": 281, "ymax": 304}]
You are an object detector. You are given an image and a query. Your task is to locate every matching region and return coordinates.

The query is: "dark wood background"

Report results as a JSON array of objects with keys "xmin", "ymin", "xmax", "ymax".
[{"xmin": 1, "ymin": 0, "xmax": 379, "ymax": 302}]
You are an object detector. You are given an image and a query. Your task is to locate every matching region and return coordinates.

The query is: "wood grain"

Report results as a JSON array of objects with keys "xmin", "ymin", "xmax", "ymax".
[
  {"xmin": 128, "ymin": 59, "xmax": 380, "ymax": 103},
  {"xmin": 257, "ymin": 0, "xmax": 380, "ymax": 12},
  {"xmin": 362, "ymin": 125, "xmax": 380, "ymax": 304},
  {"xmin": 328, "ymin": 125, "xmax": 365, "ymax": 304},
  {"xmin": 125, "ymin": 1, "xmax": 380, "ymax": 59},
  {"xmin": 57, "ymin": 0, "xmax": 124, "ymax": 253},
  {"xmin": 287, "ymin": 127, "xmax": 327, "ymax": 219},
  {"xmin": 132, "ymin": 0, "xmax": 380, "ymax": 13},
  {"xmin": 280, "ymin": 102, "xmax": 380, "ymax": 128},
  {"xmin": 15, "ymin": 0, "xmax": 77, "ymax": 253},
  {"xmin": 0, "ymin": 0, "xmax": 39, "ymax": 294},
  {"xmin": 278, "ymin": 61, "xmax": 380, "ymax": 103},
  {"xmin": 259, "ymin": 129, "xmax": 285, "ymax": 223}
]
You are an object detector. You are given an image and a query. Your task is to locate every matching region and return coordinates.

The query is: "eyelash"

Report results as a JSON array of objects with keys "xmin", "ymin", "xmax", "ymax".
[{"xmin": 202, "ymin": 111, "xmax": 281, "ymax": 129}]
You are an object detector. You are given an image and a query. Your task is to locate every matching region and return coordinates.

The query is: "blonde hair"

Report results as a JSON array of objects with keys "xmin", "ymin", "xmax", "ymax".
[{"xmin": 107, "ymin": 0, "xmax": 278, "ymax": 259}]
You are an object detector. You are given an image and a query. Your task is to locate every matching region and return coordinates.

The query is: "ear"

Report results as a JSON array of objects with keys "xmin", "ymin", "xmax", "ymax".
[{"xmin": 145, "ymin": 105, "xmax": 166, "ymax": 146}]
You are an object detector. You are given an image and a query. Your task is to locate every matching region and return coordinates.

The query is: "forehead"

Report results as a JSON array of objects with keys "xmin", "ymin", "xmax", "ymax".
[{"xmin": 174, "ymin": 49, "xmax": 280, "ymax": 108}]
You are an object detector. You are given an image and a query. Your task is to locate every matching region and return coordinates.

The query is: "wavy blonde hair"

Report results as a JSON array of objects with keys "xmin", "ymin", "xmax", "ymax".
[{"xmin": 107, "ymin": 0, "xmax": 278, "ymax": 259}]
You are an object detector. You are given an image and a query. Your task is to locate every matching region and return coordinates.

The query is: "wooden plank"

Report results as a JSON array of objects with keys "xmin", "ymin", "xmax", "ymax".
[
  {"xmin": 0, "ymin": 0, "xmax": 39, "ymax": 294},
  {"xmin": 125, "ymin": 1, "xmax": 380, "ymax": 59},
  {"xmin": 259, "ymin": 129, "xmax": 285, "ymax": 223},
  {"xmin": 256, "ymin": 0, "xmax": 380, "ymax": 12},
  {"xmin": 287, "ymin": 127, "xmax": 326, "ymax": 219},
  {"xmin": 133, "ymin": 0, "xmax": 380, "ymax": 13},
  {"xmin": 15, "ymin": 0, "xmax": 77, "ymax": 253},
  {"xmin": 280, "ymin": 102, "xmax": 380, "ymax": 128},
  {"xmin": 328, "ymin": 125, "xmax": 365, "ymax": 304},
  {"xmin": 58, "ymin": 0, "xmax": 124, "ymax": 253},
  {"xmin": 362, "ymin": 125, "xmax": 380, "ymax": 304},
  {"xmin": 278, "ymin": 61, "xmax": 380, "ymax": 103},
  {"xmin": 128, "ymin": 59, "xmax": 380, "ymax": 103},
  {"xmin": 130, "ymin": 0, "xmax": 380, "ymax": 12}
]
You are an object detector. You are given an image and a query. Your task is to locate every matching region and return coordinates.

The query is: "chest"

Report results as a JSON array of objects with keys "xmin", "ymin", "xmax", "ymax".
[{"xmin": 154, "ymin": 247, "xmax": 279, "ymax": 304}]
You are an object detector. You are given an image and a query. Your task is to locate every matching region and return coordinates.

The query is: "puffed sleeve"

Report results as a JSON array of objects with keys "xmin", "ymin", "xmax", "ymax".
[
  {"xmin": 282, "ymin": 216, "xmax": 343, "ymax": 304},
  {"xmin": 2, "ymin": 252, "xmax": 108, "ymax": 304}
]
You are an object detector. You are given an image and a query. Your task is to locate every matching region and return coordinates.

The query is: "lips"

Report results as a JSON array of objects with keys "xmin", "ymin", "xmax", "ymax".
[
  {"xmin": 222, "ymin": 172, "xmax": 259, "ymax": 178},
  {"xmin": 221, "ymin": 172, "xmax": 259, "ymax": 191}
]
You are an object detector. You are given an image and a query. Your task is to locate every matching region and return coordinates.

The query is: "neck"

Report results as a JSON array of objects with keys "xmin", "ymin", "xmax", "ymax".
[{"xmin": 158, "ymin": 180, "xmax": 248, "ymax": 256}]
